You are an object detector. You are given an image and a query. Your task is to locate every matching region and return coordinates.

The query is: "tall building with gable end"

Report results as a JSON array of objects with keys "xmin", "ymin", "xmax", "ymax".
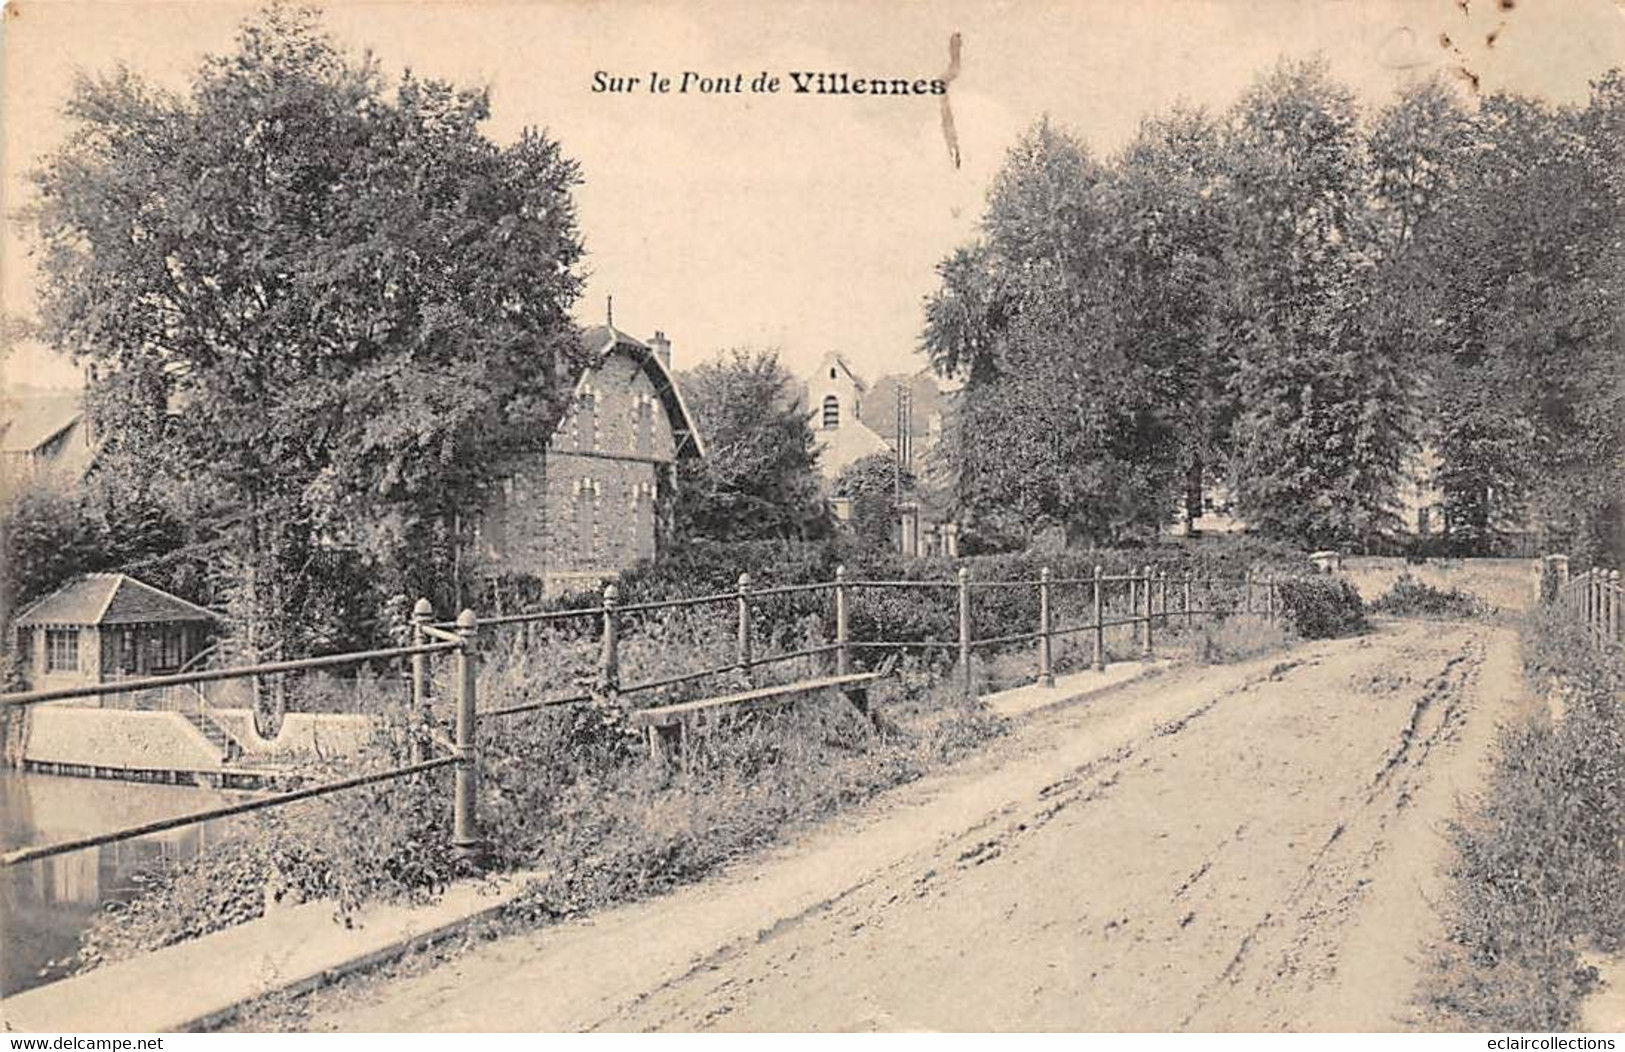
[
  {"xmin": 476, "ymin": 322, "xmax": 705, "ymax": 594},
  {"xmin": 805, "ymin": 351, "xmax": 891, "ymax": 480}
]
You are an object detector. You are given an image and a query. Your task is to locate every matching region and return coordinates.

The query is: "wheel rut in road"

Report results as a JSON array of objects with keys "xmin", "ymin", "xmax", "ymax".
[
  {"xmin": 293, "ymin": 623, "xmax": 1516, "ymax": 1034},
  {"xmin": 600, "ymin": 625, "xmax": 1505, "ymax": 1032}
]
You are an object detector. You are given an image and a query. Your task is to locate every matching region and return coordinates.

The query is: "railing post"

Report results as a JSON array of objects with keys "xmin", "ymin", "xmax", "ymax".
[
  {"xmin": 958, "ymin": 566, "xmax": 973, "ymax": 699},
  {"xmin": 736, "ymin": 572, "xmax": 754, "ymax": 685},
  {"xmin": 1038, "ymin": 567, "xmax": 1054, "ymax": 688},
  {"xmin": 1092, "ymin": 564, "xmax": 1106, "ymax": 672},
  {"xmin": 1592, "ymin": 569, "xmax": 1605, "ymax": 640},
  {"xmin": 600, "ymin": 583, "xmax": 620, "ymax": 702},
  {"xmin": 1141, "ymin": 564, "xmax": 1153, "ymax": 658},
  {"xmin": 1245, "ymin": 573, "xmax": 1254, "ymax": 616},
  {"xmin": 1610, "ymin": 570, "xmax": 1621, "ymax": 643},
  {"xmin": 1593, "ymin": 570, "xmax": 1604, "ymax": 641},
  {"xmin": 452, "ymin": 609, "xmax": 480, "ymax": 861},
  {"xmin": 1183, "ymin": 573, "xmax": 1193, "ymax": 630},
  {"xmin": 835, "ymin": 565, "xmax": 850, "ymax": 677},
  {"xmin": 410, "ymin": 597, "xmax": 434, "ymax": 763},
  {"xmin": 1265, "ymin": 574, "xmax": 1277, "ymax": 623},
  {"xmin": 1158, "ymin": 570, "xmax": 1169, "ymax": 628}
]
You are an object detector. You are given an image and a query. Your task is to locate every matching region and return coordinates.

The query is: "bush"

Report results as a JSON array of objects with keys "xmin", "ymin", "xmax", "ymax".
[
  {"xmin": 78, "ymin": 765, "xmax": 459, "ymax": 971},
  {"xmin": 464, "ymin": 536, "xmax": 1316, "ymax": 691},
  {"xmin": 1369, "ymin": 574, "xmax": 1487, "ymax": 619},
  {"xmin": 1269, "ymin": 575, "xmax": 1367, "ymax": 639},
  {"xmin": 1420, "ymin": 603, "xmax": 1625, "ymax": 1029}
]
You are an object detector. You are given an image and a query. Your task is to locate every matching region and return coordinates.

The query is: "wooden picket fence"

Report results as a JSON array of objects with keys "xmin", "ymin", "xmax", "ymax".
[{"xmin": 1554, "ymin": 562, "xmax": 1624, "ymax": 647}]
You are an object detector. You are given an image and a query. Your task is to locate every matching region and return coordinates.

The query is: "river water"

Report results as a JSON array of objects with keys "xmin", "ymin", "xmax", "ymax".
[{"xmin": 0, "ymin": 771, "xmax": 232, "ymax": 996}]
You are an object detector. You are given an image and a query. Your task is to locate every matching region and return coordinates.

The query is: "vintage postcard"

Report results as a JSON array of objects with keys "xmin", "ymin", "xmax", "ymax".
[{"xmin": 1, "ymin": 0, "xmax": 1622, "ymax": 1038}]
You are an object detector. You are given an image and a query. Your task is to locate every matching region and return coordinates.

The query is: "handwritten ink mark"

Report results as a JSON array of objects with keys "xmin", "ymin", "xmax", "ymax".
[{"xmin": 939, "ymin": 31, "xmax": 962, "ymax": 170}]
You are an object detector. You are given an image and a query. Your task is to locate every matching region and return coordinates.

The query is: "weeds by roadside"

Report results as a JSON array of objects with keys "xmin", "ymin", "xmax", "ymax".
[
  {"xmin": 1190, "ymin": 615, "xmax": 1291, "ymax": 664},
  {"xmin": 1417, "ymin": 602, "xmax": 1624, "ymax": 1030},
  {"xmin": 73, "ymin": 645, "xmax": 1005, "ymax": 974}
]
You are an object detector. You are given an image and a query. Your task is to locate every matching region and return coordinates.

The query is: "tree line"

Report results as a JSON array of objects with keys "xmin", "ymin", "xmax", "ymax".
[
  {"xmin": 922, "ymin": 59, "xmax": 1624, "ymax": 562},
  {"xmin": 6, "ymin": 10, "xmax": 1621, "ymax": 668}
]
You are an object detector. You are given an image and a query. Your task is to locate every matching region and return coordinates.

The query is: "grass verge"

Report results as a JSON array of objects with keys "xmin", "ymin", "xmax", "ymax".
[{"xmin": 1416, "ymin": 603, "xmax": 1624, "ymax": 1030}]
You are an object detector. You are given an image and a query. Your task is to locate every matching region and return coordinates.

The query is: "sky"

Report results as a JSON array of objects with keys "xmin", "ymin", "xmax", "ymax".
[{"xmin": 3, "ymin": 0, "xmax": 1624, "ymax": 394}]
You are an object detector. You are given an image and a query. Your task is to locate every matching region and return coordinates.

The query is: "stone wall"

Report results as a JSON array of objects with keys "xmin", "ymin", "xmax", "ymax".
[
  {"xmin": 24, "ymin": 708, "xmax": 223, "ymax": 772},
  {"xmin": 210, "ymin": 710, "xmax": 373, "ymax": 760}
]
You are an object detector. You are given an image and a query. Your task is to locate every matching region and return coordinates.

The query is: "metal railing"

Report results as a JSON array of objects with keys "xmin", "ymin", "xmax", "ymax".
[
  {"xmin": 2, "ymin": 562, "xmax": 1286, "ymax": 870},
  {"xmin": 1, "ymin": 632, "xmax": 474, "ymax": 868}
]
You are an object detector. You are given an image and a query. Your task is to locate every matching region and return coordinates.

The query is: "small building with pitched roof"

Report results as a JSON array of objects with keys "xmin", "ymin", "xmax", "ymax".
[
  {"xmin": 12, "ymin": 574, "xmax": 220, "ymax": 696},
  {"xmin": 475, "ymin": 321, "xmax": 705, "ymax": 594}
]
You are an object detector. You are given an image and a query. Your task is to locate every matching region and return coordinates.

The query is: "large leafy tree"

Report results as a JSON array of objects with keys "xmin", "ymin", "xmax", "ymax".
[
  {"xmin": 1409, "ymin": 79, "xmax": 1624, "ymax": 559},
  {"xmin": 29, "ymin": 5, "xmax": 586, "ymax": 653},
  {"xmin": 673, "ymin": 349, "xmax": 828, "ymax": 543},
  {"xmin": 1106, "ymin": 105, "xmax": 1232, "ymax": 527},
  {"xmin": 1217, "ymin": 59, "xmax": 1417, "ymax": 549},
  {"xmin": 922, "ymin": 120, "xmax": 1187, "ymax": 546}
]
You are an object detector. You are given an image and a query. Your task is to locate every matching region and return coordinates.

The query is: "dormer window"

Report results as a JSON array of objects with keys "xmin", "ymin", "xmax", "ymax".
[{"xmin": 822, "ymin": 395, "xmax": 840, "ymax": 430}]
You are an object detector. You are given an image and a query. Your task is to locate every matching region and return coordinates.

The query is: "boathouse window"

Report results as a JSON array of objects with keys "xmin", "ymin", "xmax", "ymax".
[
  {"xmin": 46, "ymin": 629, "xmax": 79, "ymax": 673},
  {"xmin": 147, "ymin": 628, "xmax": 186, "ymax": 672},
  {"xmin": 822, "ymin": 395, "xmax": 840, "ymax": 430}
]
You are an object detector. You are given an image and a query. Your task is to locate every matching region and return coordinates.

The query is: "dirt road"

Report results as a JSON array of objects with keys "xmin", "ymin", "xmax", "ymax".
[{"xmin": 300, "ymin": 621, "xmax": 1525, "ymax": 1032}]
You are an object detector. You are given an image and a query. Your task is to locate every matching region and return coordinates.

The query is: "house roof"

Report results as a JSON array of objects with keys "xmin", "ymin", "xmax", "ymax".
[
  {"xmin": 14, "ymin": 573, "xmax": 219, "ymax": 628},
  {"xmin": 577, "ymin": 325, "xmax": 706, "ymax": 459},
  {"xmin": 1, "ymin": 393, "xmax": 82, "ymax": 454}
]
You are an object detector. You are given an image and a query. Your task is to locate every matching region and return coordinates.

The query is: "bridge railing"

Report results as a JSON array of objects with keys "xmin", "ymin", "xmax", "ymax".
[
  {"xmin": 1, "ymin": 564, "xmax": 1284, "ymax": 870},
  {"xmin": 0, "ymin": 633, "xmax": 473, "ymax": 868},
  {"xmin": 1553, "ymin": 564, "xmax": 1623, "ymax": 648}
]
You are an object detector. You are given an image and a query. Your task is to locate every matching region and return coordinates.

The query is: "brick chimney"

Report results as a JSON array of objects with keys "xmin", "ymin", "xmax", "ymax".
[{"xmin": 650, "ymin": 330, "xmax": 672, "ymax": 369}]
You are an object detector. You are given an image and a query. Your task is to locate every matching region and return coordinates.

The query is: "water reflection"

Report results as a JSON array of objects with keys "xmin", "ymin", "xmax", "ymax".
[{"xmin": 0, "ymin": 771, "xmax": 230, "ymax": 996}]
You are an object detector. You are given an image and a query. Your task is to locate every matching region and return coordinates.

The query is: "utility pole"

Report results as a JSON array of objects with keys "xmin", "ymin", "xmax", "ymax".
[
  {"xmin": 894, "ymin": 380, "xmax": 912, "ymax": 507},
  {"xmin": 895, "ymin": 382, "xmax": 915, "ymax": 556}
]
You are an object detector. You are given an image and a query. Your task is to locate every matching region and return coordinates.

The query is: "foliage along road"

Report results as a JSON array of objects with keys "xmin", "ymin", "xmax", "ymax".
[{"xmin": 293, "ymin": 621, "xmax": 1523, "ymax": 1032}]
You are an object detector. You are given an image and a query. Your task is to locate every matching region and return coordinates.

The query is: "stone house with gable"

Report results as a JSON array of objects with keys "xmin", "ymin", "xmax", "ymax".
[{"xmin": 475, "ymin": 323, "xmax": 705, "ymax": 594}]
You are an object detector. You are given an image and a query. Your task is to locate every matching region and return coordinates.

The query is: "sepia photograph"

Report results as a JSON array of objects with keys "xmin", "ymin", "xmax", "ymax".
[{"xmin": 0, "ymin": 0, "xmax": 1623, "ymax": 1038}]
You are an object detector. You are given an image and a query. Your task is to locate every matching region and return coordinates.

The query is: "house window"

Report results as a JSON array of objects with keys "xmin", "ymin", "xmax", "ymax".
[
  {"xmin": 633, "ymin": 394, "xmax": 655, "ymax": 456},
  {"xmin": 572, "ymin": 477, "xmax": 601, "ymax": 561},
  {"xmin": 46, "ymin": 629, "xmax": 79, "ymax": 673},
  {"xmin": 822, "ymin": 395, "xmax": 840, "ymax": 430},
  {"xmin": 570, "ymin": 386, "xmax": 600, "ymax": 452},
  {"xmin": 147, "ymin": 628, "xmax": 185, "ymax": 673}
]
